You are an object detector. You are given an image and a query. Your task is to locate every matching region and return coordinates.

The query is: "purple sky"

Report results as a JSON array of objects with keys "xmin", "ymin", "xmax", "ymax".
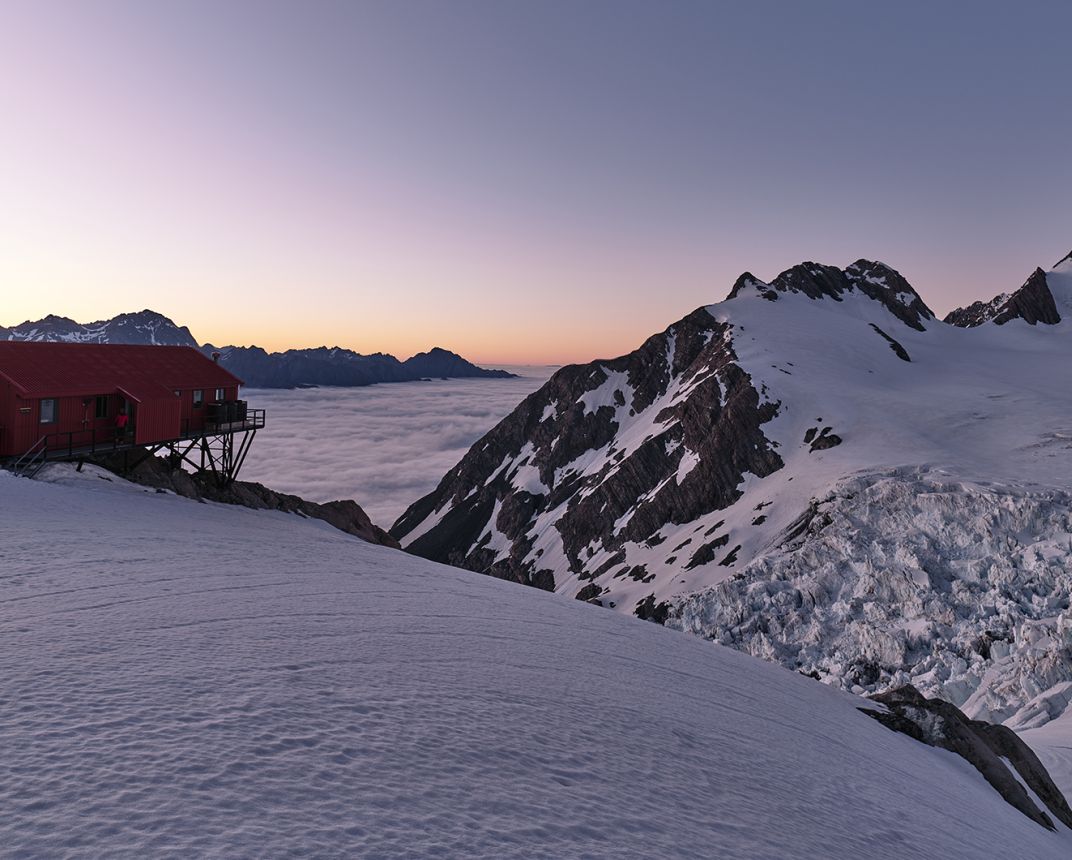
[{"xmin": 1, "ymin": 1, "xmax": 1069, "ymax": 363}]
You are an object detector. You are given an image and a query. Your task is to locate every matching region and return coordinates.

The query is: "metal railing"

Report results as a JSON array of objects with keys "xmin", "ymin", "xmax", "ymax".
[
  {"xmin": 11, "ymin": 436, "xmax": 47, "ymax": 478},
  {"xmin": 203, "ymin": 408, "xmax": 266, "ymax": 434},
  {"xmin": 14, "ymin": 408, "xmax": 267, "ymax": 465}
]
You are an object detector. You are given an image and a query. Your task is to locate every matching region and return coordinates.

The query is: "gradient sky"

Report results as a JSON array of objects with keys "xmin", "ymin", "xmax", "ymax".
[{"xmin": 1, "ymin": 1, "xmax": 1070, "ymax": 364}]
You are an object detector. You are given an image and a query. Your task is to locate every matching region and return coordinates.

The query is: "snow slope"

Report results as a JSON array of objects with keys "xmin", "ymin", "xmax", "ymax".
[
  {"xmin": 1020, "ymin": 711, "xmax": 1072, "ymax": 810},
  {"xmin": 2, "ymin": 466, "xmax": 1071, "ymax": 858}
]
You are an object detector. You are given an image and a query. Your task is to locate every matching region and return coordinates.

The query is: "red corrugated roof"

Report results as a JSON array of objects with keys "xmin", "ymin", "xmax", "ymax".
[{"xmin": 0, "ymin": 343, "xmax": 243, "ymax": 397}]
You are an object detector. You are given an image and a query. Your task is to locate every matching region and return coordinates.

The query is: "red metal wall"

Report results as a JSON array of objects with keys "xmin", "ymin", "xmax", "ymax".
[
  {"xmin": 1, "ymin": 393, "xmax": 131, "ymax": 457},
  {"xmin": 10, "ymin": 393, "xmax": 40, "ymax": 456},
  {"xmin": 0, "ymin": 381, "xmax": 15, "ymax": 456},
  {"xmin": 3, "ymin": 391, "xmax": 54, "ymax": 456},
  {"xmin": 134, "ymin": 398, "xmax": 182, "ymax": 445},
  {"xmin": 2, "ymin": 385, "xmax": 242, "ymax": 457}
]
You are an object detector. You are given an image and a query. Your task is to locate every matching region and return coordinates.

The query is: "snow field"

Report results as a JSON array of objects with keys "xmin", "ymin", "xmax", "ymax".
[{"xmin": 1, "ymin": 467, "xmax": 1071, "ymax": 858}]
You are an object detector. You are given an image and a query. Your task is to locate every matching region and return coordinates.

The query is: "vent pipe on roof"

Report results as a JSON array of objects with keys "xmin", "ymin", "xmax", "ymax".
[{"xmin": 212, "ymin": 351, "xmax": 221, "ymax": 363}]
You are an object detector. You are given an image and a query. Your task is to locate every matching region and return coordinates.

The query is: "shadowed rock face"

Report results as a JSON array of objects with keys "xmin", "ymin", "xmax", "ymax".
[
  {"xmin": 945, "ymin": 267, "xmax": 1061, "ymax": 328},
  {"xmin": 86, "ymin": 453, "xmax": 400, "ymax": 548},
  {"xmin": 392, "ymin": 306, "xmax": 784, "ymax": 597},
  {"xmin": 862, "ymin": 685, "xmax": 1072, "ymax": 831}
]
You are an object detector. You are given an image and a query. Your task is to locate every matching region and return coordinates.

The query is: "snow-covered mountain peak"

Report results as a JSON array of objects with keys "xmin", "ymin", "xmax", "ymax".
[
  {"xmin": 725, "ymin": 258, "xmax": 933, "ymax": 331},
  {"xmin": 3, "ymin": 308, "xmax": 199, "ymax": 346},
  {"xmin": 726, "ymin": 271, "xmax": 777, "ymax": 300},
  {"xmin": 393, "ymin": 247, "xmax": 1072, "ymax": 727}
]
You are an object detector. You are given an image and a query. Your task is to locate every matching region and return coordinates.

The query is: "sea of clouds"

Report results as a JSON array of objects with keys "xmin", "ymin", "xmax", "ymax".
[{"xmin": 239, "ymin": 367, "xmax": 556, "ymax": 528}]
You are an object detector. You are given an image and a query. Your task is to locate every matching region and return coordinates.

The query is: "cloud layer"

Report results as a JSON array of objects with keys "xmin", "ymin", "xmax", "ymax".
[{"xmin": 239, "ymin": 368, "xmax": 555, "ymax": 529}]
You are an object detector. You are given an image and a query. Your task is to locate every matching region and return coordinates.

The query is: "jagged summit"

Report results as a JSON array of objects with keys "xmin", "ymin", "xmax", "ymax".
[
  {"xmin": 2, "ymin": 309, "xmax": 198, "ymax": 347},
  {"xmin": 946, "ymin": 265, "xmax": 1063, "ymax": 328},
  {"xmin": 726, "ymin": 258, "xmax": 934, "ymax": 331},
  {"xmin": 32, "ymin": 313, "xmax": 78, "ymax": 324}
]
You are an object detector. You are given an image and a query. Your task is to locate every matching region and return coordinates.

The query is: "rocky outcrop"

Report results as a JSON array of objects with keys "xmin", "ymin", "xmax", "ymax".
[
  {"xmin": 844, "ymin": 260, "xmax": 935, "ymax": 331},
  {"xmin": 945, "ymin": 268, "xmax": 1061, "ymax": 327},
  {"xmin": 392, "ymin": 305, "xmax": 784, "ymax": 600},
  {"xmin": 728, "ymin": 259, "xmax": 934, "ymax": 331},
  {"xmin": 86, "ymin": 453, "xmax": 399, "ymax": 548},
  {"xmin": 862, "ymin": 685, "xmax": 1072, "ymax": 831},
  {"xmin": 807, "ymin": 427, "xmax": 842, "ymax": 451},
  {"xmin": 867, "ymin": 323, "xmax": 911, "ymax": 361}
]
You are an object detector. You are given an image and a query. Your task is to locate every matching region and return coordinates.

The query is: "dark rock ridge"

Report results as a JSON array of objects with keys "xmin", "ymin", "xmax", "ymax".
[
  {"xmin": 728, "ymin": 259, "xmax": 934, "ymax": 331},
  {"xmin": 945, "ymin": 267, "xmax": 1061, "ymax": 327},
  {"xmin": 867, "ymin": 323, "xmax": 911, "ymax": 361},
  {"xmin": 862, "ymin": 685, "xmax": 1072, "ymax": 831},
  {"xmin": 202, "ymin": 343, "xmax": 514, "ymax": 388},
  {"xmin": 392, "ymin": 304, "xmax": 784, "ymax": 597},
  {"xmin": 85, "ymin": 453, "xmax": 399, "ymax": 548},
  {"xmin": 0, "ymin": 308, "xmax": 514, "ymax": 387}
]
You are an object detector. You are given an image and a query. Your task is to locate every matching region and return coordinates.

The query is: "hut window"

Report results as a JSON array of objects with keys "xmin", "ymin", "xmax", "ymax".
[
  {"xmin": 40, "ymin": 399, "xmax": 58, "ymax": 424},
  {"xmin": 193, "ymin": 390, "xmax": 204, "ymax": 408},
  {"xmin": 95, "ymin": 396, "xmax": 109, "ymax": 419},
  {"xmin": 215, "ymin": 388, "xmax": 225, "ymax": 402}
]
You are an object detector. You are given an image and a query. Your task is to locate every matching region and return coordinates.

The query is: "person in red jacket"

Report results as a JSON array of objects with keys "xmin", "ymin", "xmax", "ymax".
[{"xmin": 114, "ymin": 409, "xmax": 129, "ymax": 442}]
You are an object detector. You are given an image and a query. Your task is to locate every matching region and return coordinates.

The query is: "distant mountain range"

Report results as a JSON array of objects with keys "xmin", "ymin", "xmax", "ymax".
[
  {"xmin": 0, "ymin": 311, "xmax": 515, "ymax": 387},
  {"xmin": 0, "ymin": 311, "xmax": 200, "ymax": 348}
]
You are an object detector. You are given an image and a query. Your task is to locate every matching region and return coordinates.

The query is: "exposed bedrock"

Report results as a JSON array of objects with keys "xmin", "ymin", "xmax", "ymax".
[
  {"xmin": 945, "ymin": 267, "xmax": 1061, "ymax": 327},
  {"xmin": 862, "ymin": 685, "xmax": 1072, "ymax": 831},
  {"xmin": 393, "ymin": 306, "xmax": 783, "ymax": 589},
  {"xmin": 83, "ymin": 452, "xmax": 400, "ymax": 548}
]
